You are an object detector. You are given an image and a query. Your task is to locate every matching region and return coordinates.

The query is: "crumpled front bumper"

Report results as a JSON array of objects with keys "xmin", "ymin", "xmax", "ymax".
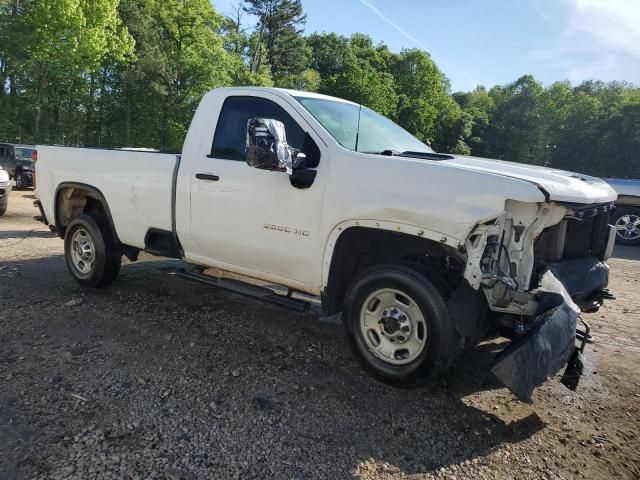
[{"xmin": 491, "ymin": 256, "xmax": 608, "ymax": 402}]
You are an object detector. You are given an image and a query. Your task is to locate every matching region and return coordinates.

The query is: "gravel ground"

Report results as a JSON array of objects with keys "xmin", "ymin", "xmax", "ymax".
[{"xmin": 1, "ymin": 189, "xmax": 639, "ymax": 480}]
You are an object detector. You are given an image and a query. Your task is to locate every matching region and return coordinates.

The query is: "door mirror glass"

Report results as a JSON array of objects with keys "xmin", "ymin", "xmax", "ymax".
[{"xmin": 245, "ymin": 118, "xmax": 300, "ymax": 174}]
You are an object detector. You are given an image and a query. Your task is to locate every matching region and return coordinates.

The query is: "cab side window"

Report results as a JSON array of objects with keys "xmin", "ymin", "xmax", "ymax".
[{"xmin": 211, "ymin": 96, "xmax": 319, "ymax": 166}]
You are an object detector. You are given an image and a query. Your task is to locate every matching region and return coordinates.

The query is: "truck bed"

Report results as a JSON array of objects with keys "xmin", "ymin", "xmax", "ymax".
[{"xmin": 35, "ymin": 146, "xmax": 178, "ymax": 249}]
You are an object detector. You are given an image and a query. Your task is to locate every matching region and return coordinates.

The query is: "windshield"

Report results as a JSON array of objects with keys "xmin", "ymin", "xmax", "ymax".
[
  {"xmin": 14, "ymin": 148, "xmax": 35, "ymax": 161},
  {"xmin": 295, "ymin": 97, "xmax": 433, "ymax": 154}
]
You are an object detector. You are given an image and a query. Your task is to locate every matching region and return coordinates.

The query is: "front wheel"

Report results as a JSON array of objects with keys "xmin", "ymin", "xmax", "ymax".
[
  {"xmin": 64, "ymin": 213, "xmax": 122, "ymax": 287},
  {"xmin": 343, "ymin": 264, "xmax": 462, "ymax": 384},
  {"xmin": 612, "ymin": 206, "xmax": 640, "ymax": 246}
]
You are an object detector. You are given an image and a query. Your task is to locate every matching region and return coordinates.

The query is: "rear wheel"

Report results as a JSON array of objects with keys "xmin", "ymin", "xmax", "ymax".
[
  {"xmin": 612, "ymin": 206, "xmax": 640, "ymax": 246},
  {"xmin": 0, "ymin": 204, "xmax": 6, "ymax": 216},
  {"xmin": 64, "ymin": 213, "xmax": 121, "ymax": 287},
  {"xmin": 343, "ymin": 264, "xmax": 462, "ymax": 384}
]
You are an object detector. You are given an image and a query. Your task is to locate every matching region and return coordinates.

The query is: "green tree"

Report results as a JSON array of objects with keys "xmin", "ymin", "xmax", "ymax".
[
  {"xmin": 482, "ymin": 75, "xmax": 545, "ymax": 163},
  {"xmin": 243, "ymin": 0, "xmax": 309, "ymax": 83},
  {"xmin": 118, "ymin": 0, "xmax": 233, "ymax": 149},
  {"xmin": 220, "ymin": 3, "xmax": 273, "ymax": 86},
  {"xmin": 307, "ymin": 32, "xmax": 354, "ymax": 78},
  {"xmin": 0, "ymin": 0, "xmax": 134, "ymax": 143},
  {"xmin": 391, "ymin": 49, "xmax": 465, "ymax": 152},
  {"xmin": 0, "ymin": 0, "xmax": 24, "ymax": 140},
  {"xmin": 313, "ymin": 34, "xmax": 397, "ymax": 116},
  {"xmin": 321, "ymin": 61, "xmax": 397, "ymax": 116},
  {"xmin": 452, "ymin": 86, "xmax": 494, "ymax": 155},
  {"xmin": 1, "ymin": 0, "xmax": 639, "ymax": 178},
  {"xmin": 597, "ymin": 102, "xmax": 640, "ymax": 177}
]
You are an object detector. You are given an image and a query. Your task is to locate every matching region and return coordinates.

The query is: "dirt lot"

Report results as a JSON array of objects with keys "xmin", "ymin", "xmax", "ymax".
[{"xmin": 1, "ymin": 189, "xmax": 639, "ymax": 480}]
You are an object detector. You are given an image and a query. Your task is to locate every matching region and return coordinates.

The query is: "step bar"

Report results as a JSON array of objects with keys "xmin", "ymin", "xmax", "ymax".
[{"xmin": 173, "ymin": 267, "xmax": 312, "ymax": 312}]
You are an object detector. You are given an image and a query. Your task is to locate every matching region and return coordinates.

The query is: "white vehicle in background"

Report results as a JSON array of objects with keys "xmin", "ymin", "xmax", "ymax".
[
  {"xmin": 0, "ymin": 165, "xmax": 11, "ymax": 216},
  {"xmin": 605, "ymin": 178, "xmax": 640, "ymax": 246},
  {"xmin": 34, "ymin": 87, "xmax": 618, "ymax": 402}
]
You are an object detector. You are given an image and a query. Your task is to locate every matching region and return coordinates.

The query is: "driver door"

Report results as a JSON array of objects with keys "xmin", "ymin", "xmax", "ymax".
[{"xmin": 186, "ymin": 94, "xmax": 326, "ymax": 291}]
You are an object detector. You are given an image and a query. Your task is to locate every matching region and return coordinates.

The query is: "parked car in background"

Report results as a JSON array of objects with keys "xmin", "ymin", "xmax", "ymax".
[
  {"xmin": 0, "ymin": 144, "xmax": 37, "ymax": 189},
  {"xmin": 0, "ymin": 165, "xmax": 11, "ymax": 216},
  {"xmin": 605, "ymin": 178, "xmax": 640, "ymax": 246}
]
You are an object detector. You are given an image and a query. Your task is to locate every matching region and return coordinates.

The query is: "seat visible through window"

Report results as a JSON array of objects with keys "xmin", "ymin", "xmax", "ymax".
[{"xmin": 211, "ymin": 96, "xmax": 305, "ymax": 161}]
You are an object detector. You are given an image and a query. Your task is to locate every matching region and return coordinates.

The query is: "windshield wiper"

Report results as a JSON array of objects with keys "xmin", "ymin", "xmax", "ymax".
[
  {"xmin": 401, "ymin": 151, "xmax": 455, "ymax": 161},
  {"xmin": 372, "ymin": 150, "xmax": 455, "ymax": 160}
]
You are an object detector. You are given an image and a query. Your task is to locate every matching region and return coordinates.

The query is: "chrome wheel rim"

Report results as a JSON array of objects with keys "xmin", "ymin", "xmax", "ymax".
[
  {"xmin": 359, "ymin": 288, "xmax": 427, "ymax": 365},
  {"xmin": 70, "ymin": 228, "xmax": 95, "ymax": 276},
  {"xmin": 615, "ymin": 214, "xmax": 640, "ymax": 241}
]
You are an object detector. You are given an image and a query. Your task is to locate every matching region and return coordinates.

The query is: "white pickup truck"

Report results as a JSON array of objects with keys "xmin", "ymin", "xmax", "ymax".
[{"xmin": 35, "ymin": 87, "xmax": 618, "ymax": 402}]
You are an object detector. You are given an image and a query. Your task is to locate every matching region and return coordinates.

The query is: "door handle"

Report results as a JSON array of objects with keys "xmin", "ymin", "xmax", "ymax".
[{"xmin": 196, "ymin": 173, "xmax": 219, "ymax": 181}]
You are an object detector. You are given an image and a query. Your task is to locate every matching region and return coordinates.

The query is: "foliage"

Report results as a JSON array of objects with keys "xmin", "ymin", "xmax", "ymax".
[
  {"xmin": 0, "ymin": 0, "xmax": 638, "ymax": 177},
  {"xmin": 243, "ymin": 0, "xmax": 308, "ymax": 82},
  {"xmin": 453, "ymin": 76, "xmax": 640, "ymax": 176}
]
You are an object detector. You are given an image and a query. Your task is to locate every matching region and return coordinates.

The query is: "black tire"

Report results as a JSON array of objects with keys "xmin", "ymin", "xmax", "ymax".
[
  {"xmin": 0, "ymin": 204, "xmax": 6, "ymax": 216},
  {"xmin": 14, "ymin": 173, "xmax": 24, "ymax": 190},
  {"xmin": 612, "ymin": 206, "xmax": 640, "ymax": 246},
  {"xmin": 343, "ymin": 263, "xmax": 462, "ymax": 384},
  {"xmin": 64, "ymin": 213, "xmax": 121, "ymax": 287}
]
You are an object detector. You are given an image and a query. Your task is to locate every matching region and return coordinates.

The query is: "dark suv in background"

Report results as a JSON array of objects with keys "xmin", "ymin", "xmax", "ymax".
[{"xmin": 0, "ymin": 143, "xmax": 37, "ymax": 189}]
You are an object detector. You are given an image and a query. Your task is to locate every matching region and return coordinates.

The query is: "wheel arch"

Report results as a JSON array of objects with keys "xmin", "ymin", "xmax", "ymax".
[
  {"xmin": 321, "ymin": 221, "xmax": 465, "ymax": 315},
  {"xmin": 54, "ymin": 182, "xmax": 119, "ymax": 242}
]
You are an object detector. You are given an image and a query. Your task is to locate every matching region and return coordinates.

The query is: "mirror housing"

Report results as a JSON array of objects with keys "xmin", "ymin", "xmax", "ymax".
[
  {"xmin": 245, "ymin": 118, "xmax": 316, "ymax": 189},
  {"xmin": 246, "ymin": 118, "xmax": 300, "ymax": 174}
]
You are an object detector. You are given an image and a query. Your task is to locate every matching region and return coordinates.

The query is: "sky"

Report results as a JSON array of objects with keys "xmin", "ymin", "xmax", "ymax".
[{"xmin": 212, "ymin": 0, "xmax": 640, "ymax": 92}]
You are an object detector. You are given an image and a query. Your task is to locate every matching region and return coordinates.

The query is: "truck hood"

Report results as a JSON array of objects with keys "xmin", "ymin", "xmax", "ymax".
[{"xmin": 442, "ymin": 155, "xmax": 617, "ymax": 204}]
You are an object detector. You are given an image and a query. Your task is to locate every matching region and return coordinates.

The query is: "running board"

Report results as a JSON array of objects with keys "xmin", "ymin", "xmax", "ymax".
[{"xmin": 173, "ymin": 268, "xmax": 310, "ymax": 312}]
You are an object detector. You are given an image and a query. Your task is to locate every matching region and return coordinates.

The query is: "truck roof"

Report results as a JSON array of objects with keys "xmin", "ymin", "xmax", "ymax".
[{"xmin": 212, "ymin": 86, "xmax": 359, "ymax": 106}]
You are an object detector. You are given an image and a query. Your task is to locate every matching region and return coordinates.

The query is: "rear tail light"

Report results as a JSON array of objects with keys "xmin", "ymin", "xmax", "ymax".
[{"xmin": 32, "ymin": 150, "xmax": 38, "ymax": 161}]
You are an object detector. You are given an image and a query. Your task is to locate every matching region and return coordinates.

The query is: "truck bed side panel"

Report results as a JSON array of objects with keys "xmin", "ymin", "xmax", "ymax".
[{"xmin": 36, "ymin": 146, "xmax": 177, "ymax": 249}]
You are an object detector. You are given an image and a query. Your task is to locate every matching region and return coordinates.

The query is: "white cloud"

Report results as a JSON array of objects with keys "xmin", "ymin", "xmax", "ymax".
[
  {"xmin": 531, "ymin": 0, "xmax": 640, "ymax": 84},
  {"xmin": 567, "ymin": 0, "xmax": 640, "ymax": 58}
]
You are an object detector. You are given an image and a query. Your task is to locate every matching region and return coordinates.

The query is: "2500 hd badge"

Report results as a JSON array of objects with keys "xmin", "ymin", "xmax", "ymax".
[{"xmin": 263, "ymin": 223, "xmax": 310, "ymax": 237}]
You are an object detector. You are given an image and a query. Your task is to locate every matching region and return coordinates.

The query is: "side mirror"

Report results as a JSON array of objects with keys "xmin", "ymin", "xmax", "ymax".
[{"xmin": 246, "ymin": 118, "xmax": 303, "ymax": 175}]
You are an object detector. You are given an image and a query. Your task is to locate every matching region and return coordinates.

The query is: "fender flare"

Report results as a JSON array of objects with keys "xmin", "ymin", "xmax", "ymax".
[
  {"xmin": 54, "ymin": 182, "xmax": 120, "ymax": 242},
  {"xmin": 320, "ymin": 219, "xmax": 465, "ymax": 289}
]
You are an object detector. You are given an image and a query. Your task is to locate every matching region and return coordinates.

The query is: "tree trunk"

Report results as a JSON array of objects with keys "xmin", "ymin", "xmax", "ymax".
[
  {"xmin": 160, "ymin": 100, "xmax": 169, "ymax": 149},
  {"xmin": 9, "ymin": 72, "xmax": 16, "ymax": 97},
  {"xmin": 125, "ymin": 91, "xmax": 131, "ymax": 147},
  {"xmin": 84, "ymin": 73, "xmax": 96, "ymax": 146},
  {"xmin": 0, "ymin": 57, "xmax": 5, "ymax": 98},
  {"xmin": 251, "ymin": 22, "xmax": 265, "ymax": 74},
  {"xmin": 34, "ymin": 107, "xmax": 41, "ymax": 142}
]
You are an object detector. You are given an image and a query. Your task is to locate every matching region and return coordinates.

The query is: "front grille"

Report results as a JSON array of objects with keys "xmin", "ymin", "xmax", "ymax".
[
  {"xmin": 564, "ymin": 211, "xmax": 611, "ymax": 258},
  {"xmin": 535, "ymin": 203, "xmax": 613, "ymax": 263}
]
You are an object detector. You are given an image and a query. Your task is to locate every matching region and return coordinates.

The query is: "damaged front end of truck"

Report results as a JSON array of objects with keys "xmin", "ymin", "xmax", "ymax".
[{"xmin": 462, "ymin": 200, "xmax": 616, "ymax": 402}]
